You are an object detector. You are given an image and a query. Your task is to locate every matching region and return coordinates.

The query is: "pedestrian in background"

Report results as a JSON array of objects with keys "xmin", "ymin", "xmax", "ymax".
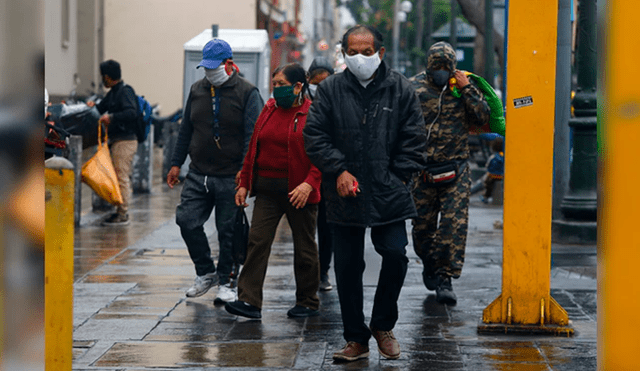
[
  {"xmin": 225, "ymin": 63, "xmax": 322, "ymax": 319},
  {"xmin": 87, "ymin": 60, "xmax": 139, "ymax": 226},
  {"xmin": 409, "ymin": 41, "xmax": 490, "ymax": 305},
  {"xmin": 167, "ymin": 39, "xmax": 263, "ymax": 304},
  {"xmin": 304, "ymin": 25, "xmax": 426, "ymax": 362},
  {"xmin": 306, "ymin": 56, "xmax": 335, "ymax": 291},
  {"xmin": 480, "ymin": 134, "xmax": 505, "ymax": 204}
]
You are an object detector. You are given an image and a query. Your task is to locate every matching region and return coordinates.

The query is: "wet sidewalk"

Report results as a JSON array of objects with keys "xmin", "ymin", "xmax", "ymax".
[{"xmin": 71, "ymin": 180, "xmax": 596, "ymax": 370}]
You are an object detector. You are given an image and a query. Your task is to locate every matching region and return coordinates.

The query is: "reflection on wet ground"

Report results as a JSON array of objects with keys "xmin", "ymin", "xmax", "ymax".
[
  {"xmin": 72, "ymin": 184, "xmax": 597, "ymax": 370},
  {"xmin": 95, "ymin": 342, "xmax": 300, "ymax": 368}
]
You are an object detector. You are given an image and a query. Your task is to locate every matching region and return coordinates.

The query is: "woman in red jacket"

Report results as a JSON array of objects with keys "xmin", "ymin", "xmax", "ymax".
[{"xmin": 225, "ymin": 63, "xmax": 322, "ymax": 319}]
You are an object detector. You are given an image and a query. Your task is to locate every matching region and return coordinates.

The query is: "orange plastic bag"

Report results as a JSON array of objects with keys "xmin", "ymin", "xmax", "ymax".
[{"xmin": 81, "ymin": 123, "xmax": 123, "ymax": 205}]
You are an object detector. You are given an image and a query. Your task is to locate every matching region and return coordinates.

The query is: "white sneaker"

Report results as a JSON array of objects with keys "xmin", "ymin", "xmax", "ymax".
[
  {"xmin": 214, "ymin": 282, "xmax": 237, "ymax": 304},
  {"xmin": 185, "ymin": 272, "xmax": 219, "ymax": 298}
]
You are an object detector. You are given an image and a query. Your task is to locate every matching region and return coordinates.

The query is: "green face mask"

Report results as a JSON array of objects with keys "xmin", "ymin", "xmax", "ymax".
[{"xmin": 273, "ymin": 85, "xmax": 297, "ymax": 108}]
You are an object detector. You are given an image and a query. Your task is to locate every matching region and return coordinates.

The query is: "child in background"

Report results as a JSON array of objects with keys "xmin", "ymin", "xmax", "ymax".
[{"xmin": 480, "ymin": 135, "xmax": 504, "ymax": 204}]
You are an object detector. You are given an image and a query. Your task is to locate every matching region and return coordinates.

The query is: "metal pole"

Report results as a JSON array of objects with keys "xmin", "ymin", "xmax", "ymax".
[
  {"xmin": 484, "ymin": 0, "xmax": 494, "ymax": 84},
  {"xmin": 425, "ymin": 0, "xmax": 433, "ymax": 49},
  {"xmin": 556, "ymin": 0, "xmax": 597, "ymax": 243},
  {"xmin": 449, "ymin": 0, "xmax": 457, "ymax": 50},
  {"xmin": 414, "ymin": 0, "xmax": 425, "ymax": 72},
  {"xmin": 392, "ymin": 0, "xmax": 400, "ymax": 70},
  {"xmin": 132, "ymin": 124, "xmax": 154, "ymax": 194},
  {"xmin": 45, "ymin": 156, "xmax": 75, "ymax": 370},
  {"xmin": 67, "ymin": 135, "xmax": 83, "ymax": 226},
  {"xmin": 551, "ymin": 0, "xmax": 572, "ymax": 222},
  {"xmin": 480, "ymin": 0, "xmax": 572, "ymax": 335}
]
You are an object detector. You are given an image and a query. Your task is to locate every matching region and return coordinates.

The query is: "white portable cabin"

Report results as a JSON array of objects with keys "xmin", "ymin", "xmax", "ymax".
[{"xmin": 183, "ymin": 28, "xmax": 271, "ymax": 107}]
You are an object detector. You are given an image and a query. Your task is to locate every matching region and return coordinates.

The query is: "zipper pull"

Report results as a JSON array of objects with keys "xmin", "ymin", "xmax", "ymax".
[
  {"xmin": 362, "ymin": 109, "xmax": 368, "ymax": 125},
  {"xmin": 294, "ymin": 117, "xmax": 298, "ymax": 132}
]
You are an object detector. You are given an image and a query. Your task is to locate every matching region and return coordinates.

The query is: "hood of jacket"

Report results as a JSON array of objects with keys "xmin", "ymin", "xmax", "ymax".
[{"xmin": 426, "ymin": 41, "xmax": 457, "ymax": 84}]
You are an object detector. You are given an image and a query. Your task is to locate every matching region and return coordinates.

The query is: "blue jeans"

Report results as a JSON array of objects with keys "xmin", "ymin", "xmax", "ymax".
[
  {"xmin": 332, "ymin": 221, "xmax": 409, "ymax": 344},
  {"xmin": 176, "ymin": 170, "xmax": 236, "ymax": 284}
]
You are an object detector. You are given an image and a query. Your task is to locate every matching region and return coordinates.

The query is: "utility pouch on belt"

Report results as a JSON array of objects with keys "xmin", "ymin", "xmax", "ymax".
[{"xmin": 422, "ymin": 161, "xmax": 466, "ymax": 187}]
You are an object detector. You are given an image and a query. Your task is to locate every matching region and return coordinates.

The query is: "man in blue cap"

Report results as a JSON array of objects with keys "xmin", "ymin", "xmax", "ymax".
[{"xmin": 168, "ymin": 38, "xmax": 263, "ymax": 304}]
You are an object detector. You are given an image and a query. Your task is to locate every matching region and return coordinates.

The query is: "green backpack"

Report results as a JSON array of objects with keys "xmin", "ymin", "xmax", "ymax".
[{"xmin": 451, "ymin": 72, "xmax": 505, "ymax": 137}]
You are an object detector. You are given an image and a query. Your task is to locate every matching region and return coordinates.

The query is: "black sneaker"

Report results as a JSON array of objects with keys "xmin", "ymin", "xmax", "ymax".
[
  {"xmin": 435, "ymin": 276, "xmax": 457, "ymax": 305},
  {"xmin": 102, "ymin": 213, "xmax": 130, "ymax": 226},
  {"xmin": 422, "ymin": 270, "xmax": 437, "ymax": 291},
  {"xmin": 225, "ymin": 300, "xmax": 261, "ymax": 319},
  {"xmin": 287, "ymin": 305, "xmax": 319, "ymax": 318},
  {"xmin": 319, "ymin": 272, "xmax": 333, "ymax": 291}
]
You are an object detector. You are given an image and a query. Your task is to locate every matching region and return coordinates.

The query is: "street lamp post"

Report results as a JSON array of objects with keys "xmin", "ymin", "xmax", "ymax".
[
  {"xmin": 392, "ymin": 0, "xmax": 413, "ymax": 70},
  {"xmin": 553, "ymin": 0, "xmax": 597, "ymax": 243},
  {"xmin": 484, "ymin": 0, "xmax": 494, "ymax": 85},
  {"xmin": 392, "ymin": 0, "xmax": 401, "ymax": 70}
]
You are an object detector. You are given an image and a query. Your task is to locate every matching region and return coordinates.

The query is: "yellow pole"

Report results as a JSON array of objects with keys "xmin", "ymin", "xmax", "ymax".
[
  {"xmin": 45, "ymin": 157, "xmax": 75, "ymax": 370},
  {"xmin": 600, "ymin": 1, "xmax": 640, "ymax": 368},
  {"xmin": 479, "ymin": 0, "xmax": 572, "ymax": 335}
]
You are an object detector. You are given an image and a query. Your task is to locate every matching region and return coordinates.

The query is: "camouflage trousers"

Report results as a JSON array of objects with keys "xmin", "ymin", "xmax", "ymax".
[{"xmin": 411, "ymin": 164, "xmax": 471, "ymax": 278}]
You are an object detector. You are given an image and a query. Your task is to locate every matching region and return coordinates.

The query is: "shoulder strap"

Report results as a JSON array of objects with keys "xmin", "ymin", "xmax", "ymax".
[{"xmin": 210, "ymin": 86, "xmax": 221, "ymax": 149}]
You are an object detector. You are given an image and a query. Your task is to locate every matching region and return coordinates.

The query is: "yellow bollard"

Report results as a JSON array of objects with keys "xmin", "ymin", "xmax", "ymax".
[
  {"xmin": 600, "ymin": 1, "xmax": 640, "ymax": 368},
  {"xmin": 478, "ymin": 0, "xmax": 572, "ymax": 335},
  {"xmin": 45, "ymin": 156, "xmax": 75, "ymax": 370}
]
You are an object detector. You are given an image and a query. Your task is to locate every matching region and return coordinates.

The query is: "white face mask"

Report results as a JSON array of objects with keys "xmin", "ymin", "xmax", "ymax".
[
  {"xmin": 204, "ymin": 64, "xmax": 230, "ymax": 87},
  {"xmin": 344, "ymin": 52, "xmax": 381, "ymax": 82},
  {"xmin": 308, "ymin": 84, "xmax": 318, "ymax": 98}
]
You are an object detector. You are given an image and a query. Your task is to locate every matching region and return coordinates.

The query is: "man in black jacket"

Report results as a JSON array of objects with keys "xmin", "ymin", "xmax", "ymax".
[
  {"xmin": 304, "ymin": 25, "xmax": 427, "ymax": 362},
  {"xmin": 167, "ymin": 39, "xmax": 263, "ymax": 304},
  {"xmin": 88, "ymin": 60, "xmax": 139, "ymax": 226}
]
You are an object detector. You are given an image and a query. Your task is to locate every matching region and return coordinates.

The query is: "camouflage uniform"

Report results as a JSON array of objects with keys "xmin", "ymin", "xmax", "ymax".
[{"xmin": 409, "ymin": 42, "xmax": 490, "ymax": 279}]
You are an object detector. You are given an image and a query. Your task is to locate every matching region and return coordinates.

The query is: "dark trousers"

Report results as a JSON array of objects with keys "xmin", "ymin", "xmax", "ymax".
[
  {"xmin": 333, "ymin": 221, "xmax": 409, "ymax": 344},
  {"xmin": 176, "ymin": 170, "xmax": 236, "ymax": 284},
  {"xmin": 483, "ymin": 175, "xmax": 501, "ymax": 198},
  {"xmin": 237, "ymin": 177, "xmax": 320, "ymax": 310},
  {"xmin": 317, "ymin": 190, "xmax": 334, "ymax": 275}
]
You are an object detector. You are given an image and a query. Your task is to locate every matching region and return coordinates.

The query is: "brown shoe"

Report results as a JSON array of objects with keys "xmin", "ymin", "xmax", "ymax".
[
  {"xmin": 332, "ymin": 341, "xmax": 369, "ymax": 362},
  {"xmin": 370, "ymin": 326, "xmax": 400, "ymax": 359}
]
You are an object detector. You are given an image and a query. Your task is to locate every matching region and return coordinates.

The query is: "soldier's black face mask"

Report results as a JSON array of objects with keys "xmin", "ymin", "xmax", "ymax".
[{"xmin": 432, "ymin": 70, "xmax": 450, "ymax": 87}]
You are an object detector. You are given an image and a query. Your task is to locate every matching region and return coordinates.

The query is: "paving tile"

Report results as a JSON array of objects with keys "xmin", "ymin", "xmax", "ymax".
[{"xmin": 93, "ymin": 341, "xmax": 299, "ymax": 368}]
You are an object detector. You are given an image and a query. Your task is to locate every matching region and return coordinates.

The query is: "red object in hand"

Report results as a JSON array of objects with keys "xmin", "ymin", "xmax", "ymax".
[{"xmin": 352, "ymin": 181, "xmax": 359, "ymax": 194}]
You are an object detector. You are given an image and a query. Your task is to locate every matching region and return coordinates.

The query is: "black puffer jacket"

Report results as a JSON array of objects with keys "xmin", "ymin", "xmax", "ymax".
[{"xmin": 304, "ymin": 61, "xmax": 427, "ymax": 227}]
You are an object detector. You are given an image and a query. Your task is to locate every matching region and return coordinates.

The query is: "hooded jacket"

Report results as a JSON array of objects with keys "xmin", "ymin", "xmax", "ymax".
[
  {"xmin": 410, "ymin": 42, "xmax": 490, "ymax": 163},
  {"xmin": 304, "ymin": 60, "xmax": 427, "ymax": 227}
]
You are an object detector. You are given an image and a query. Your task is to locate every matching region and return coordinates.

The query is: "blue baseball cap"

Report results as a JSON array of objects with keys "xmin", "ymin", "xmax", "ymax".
[{"xmin": 197, "ymin": 39, "xmax": 233, "ymax": 69}]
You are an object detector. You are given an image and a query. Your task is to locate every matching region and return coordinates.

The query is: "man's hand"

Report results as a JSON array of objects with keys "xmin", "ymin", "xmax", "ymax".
[
  {"xmin": 166, "ymin": 166, "xmax": 181, "ymax": 189},
  {"xmin": 98, "ymin": 113, "xmax": 111, "ymax": 126},
  {"xmin": 337, "ymin": 170, "xmax": 359, "ymax": 197},
  {"xmin": 86, "ymin": 101, "xmax": 96, "ymax": 108},
  {"xmin": 235, "ymin": 187, "xmax": 249, "ymax": 207},
  {"xmin": 288, "ymin": 182, "xmax": 313, "ymax": 209},
  {"xmin": 453, "ymin": 70, "xmax": 470, "ymax": 89}
]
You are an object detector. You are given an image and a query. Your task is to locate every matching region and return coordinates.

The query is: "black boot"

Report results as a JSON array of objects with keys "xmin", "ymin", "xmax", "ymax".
[{"xmin": 435, "ymin": 276, "xmax": 457, "ymax": 305}]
